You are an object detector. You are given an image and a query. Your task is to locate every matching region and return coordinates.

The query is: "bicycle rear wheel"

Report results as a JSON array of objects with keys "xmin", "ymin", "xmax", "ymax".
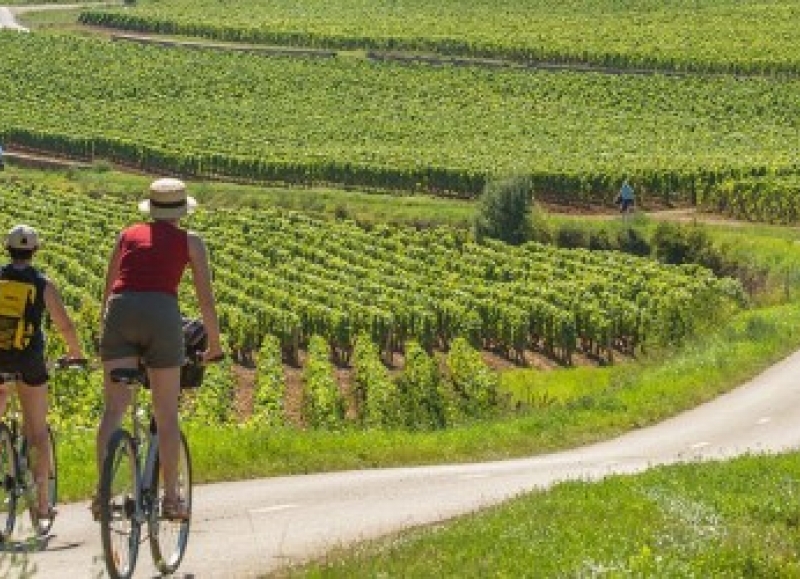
[
  {"xmin": 148, "ymin": 430, "xmax": 192, "ymax": 575},
  {"xmin": 100, "ymin": 429, "xmax": 141, "ymax": 579},
  {"xmin": 0, "ymin": 424, "xmax": 17, "ymax": 540},
  {"xmin": 23, "ymin": 425, "xmax": 57, "ymax": 536}
]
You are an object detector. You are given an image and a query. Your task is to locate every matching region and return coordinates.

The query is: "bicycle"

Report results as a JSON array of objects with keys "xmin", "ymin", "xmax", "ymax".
[
  {"xmin": 0, "ymin": 357, "xmax": 87, "ymax": 541},
  {"xmin": 99, "ymin": 352, "xmax": 220, "ymax": 579}
]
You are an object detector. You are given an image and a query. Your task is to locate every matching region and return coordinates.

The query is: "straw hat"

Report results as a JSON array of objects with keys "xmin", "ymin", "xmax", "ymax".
[
  {"xmin": 138, "ymin": 178, "xmax": 197, "ymax": 220},
  {"xmin": 5, "ymin": 224, "xmax": 39, "ymax": 250}
]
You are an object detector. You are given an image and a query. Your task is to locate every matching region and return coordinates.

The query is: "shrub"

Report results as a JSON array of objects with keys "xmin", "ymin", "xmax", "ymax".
[
  {"xmin": 555, "ymin": 223, "xmax": 589, "ymax": 249},
  {"xmin": 473, "ymin": 175, "xmax": 534, "ymax": 245},
  {"xmin": 652, "ymin": 222, "xmax": 713, "ymax": 265},
  {"xmin": 616, "ymin": 226, "xmax": 652, "ymax": 257}
]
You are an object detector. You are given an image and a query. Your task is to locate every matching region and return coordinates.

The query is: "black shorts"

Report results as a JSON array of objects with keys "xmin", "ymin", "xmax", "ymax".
[
  {"xmin": 620, "ymin": 198, "xmax": 634, "ymax": 212},
  {"xmin": 0, "ymin": 349, "xmax": 49, "ymax": 386}
]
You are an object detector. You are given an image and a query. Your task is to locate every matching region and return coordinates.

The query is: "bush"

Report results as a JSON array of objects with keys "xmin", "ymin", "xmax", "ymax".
[
  {"xmin": 616, "ymin": 226, "xmax": 652, "ymax": 257},
  {"xmin": 473, "ymin": 175, "xmax": 534, "ymax": 245},
  {"xmin": 588, "ymin": 228, "xmax": 615, "ymax": 251},
  {"xmin": 555, "ymin": 223, "xmax": 589, "ymax": 249},
  {"xmin": 652, "ymin": 222, "xmax": 713, "ymax": 265}
]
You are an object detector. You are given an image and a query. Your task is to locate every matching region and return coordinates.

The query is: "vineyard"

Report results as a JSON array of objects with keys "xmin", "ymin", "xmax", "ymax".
[
  {"xmin": 2, "ymin": 32, "xmax": 800, "ymax": 209},
  {"xmin": 1, "ymin": 179, "xmax": 744, "ymax": 429},
  {"xmin": 78, "ymin": 0, "xmax": 800, "ymax": 76}
]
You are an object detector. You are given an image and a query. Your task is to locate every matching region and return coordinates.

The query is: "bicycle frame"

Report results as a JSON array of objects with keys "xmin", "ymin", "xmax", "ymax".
[
  {"xmin": 0, "ymin": 372, "xmax": 57, "ymax": 540},
  {"xmin": 100, "ymin": 366, "xmax": 193, "ymax": 579},
  {"xmin": 117, "ymin": 381, "xmax": 160, "ymax": 526}
]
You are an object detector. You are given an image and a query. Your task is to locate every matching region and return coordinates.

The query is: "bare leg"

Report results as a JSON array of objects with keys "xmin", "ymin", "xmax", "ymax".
[
  {"xmin": 0, "ymin": 385, "xmax": 9, "ymax": 418},
  {"xmin": 146, "ymin": 366, "xmax": 182, "ymax": 503},
  {"xmin": 97, "ymin": 358, "xmax": 137, "ymax": 483},
  {"xmin": 17, "ymin": 382, "xmax": 51, "ymax": 513}
]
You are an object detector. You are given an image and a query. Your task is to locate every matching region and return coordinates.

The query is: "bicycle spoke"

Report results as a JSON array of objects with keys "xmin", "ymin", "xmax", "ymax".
[
  {"xmin": 149, "ymin": 431, "xmax": 192, "ymax": 575},
  {"xmin": 24, "ymin": 426, "xmax": 58, "ymax": 536},
  {"xmin": 0, "ymin": 424, "xmax": 17, "ymax": 540},
  {"xmin": 100, "ymin": 430, "xmax": 141, "ymax": 579}
]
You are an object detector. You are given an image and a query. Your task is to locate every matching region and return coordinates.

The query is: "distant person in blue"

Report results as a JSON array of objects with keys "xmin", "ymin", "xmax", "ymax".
[
  {"xmin": 617, "ymin": 178, "xmax": 634, "ymax": 215},
  {"xmin": 0, "ymin": 144, "xmax": 5, "ymax": 171}
]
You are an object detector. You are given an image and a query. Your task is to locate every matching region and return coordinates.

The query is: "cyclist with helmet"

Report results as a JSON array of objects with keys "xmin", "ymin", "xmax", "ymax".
[
  {"xmin": 0, "ymin": 224, "xmax": 85, "ymax": 519},
  {"xmin": 96, "ymin": 178, "xmax": 223, "ymax": 521}
]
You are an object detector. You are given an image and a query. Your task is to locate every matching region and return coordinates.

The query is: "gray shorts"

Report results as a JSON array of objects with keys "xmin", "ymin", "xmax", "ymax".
[{"xmin": 100, "ymin": 292, "xmax": 184, "ymax": 368}]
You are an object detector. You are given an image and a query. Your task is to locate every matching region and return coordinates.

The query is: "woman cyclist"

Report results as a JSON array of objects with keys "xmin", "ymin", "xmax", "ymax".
[
  {"xmin": 0, "ymin": 224, "xmax": 85, "ymax": 520},
  {"xmin": 95, "ymin": 178, "xmax": 223, "ymax": 520}
]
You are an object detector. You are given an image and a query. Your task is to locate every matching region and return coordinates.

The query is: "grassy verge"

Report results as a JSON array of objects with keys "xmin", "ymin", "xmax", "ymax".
[
  {"xmin": 281, "ymin": 451, "xmax": 800, "ymax": 577},
  {"xmin": 2, "ymin": 163, "xmax": 476, "ymax": 228}
]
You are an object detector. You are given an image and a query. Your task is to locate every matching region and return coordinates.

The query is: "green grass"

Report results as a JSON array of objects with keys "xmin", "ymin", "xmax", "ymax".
[
  {"xmin": 4, "ymin": 163, "xmax": 477, "ymax": 228},
  {"xmin": 280, "ymin": 452, "xmax": 800, "ymax": 577}
]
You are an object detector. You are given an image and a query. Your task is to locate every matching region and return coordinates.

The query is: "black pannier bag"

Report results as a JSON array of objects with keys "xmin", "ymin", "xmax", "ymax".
[{"xmin": 181, "ymin": 317, "xmax": 208, "ymax": 389}]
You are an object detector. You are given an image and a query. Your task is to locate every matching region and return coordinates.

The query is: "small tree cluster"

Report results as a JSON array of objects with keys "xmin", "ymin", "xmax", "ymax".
[{"xmin": 474, "ymin": 175, "xmax": 535, "ymax": 245}]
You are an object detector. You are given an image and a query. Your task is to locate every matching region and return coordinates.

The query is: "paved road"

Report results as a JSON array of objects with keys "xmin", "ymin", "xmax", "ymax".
[{"xmin": 6, "ymin": 347, "xmax": 797, "ymax": 577}]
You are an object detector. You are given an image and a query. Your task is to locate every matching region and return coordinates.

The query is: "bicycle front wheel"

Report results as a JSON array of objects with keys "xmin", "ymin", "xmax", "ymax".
[
  {"xmin": 0, "ymin": 423, "xmax": 17, "ymax": 540},
  {"xmin": 100, "ymin": 429, "xmax": 141, "ymax": 579},
  {"xmin": 23, "ymin": 425, "xmax": 57, "ymax": 536},
  {"xmin": 148, "ymin": 430, "xmax": 192, "ymax": 575}
]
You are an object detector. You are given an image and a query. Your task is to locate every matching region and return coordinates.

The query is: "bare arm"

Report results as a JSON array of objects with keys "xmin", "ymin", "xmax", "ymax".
[
  {"xmin": 187, "ymin": 232, "xmax": 223, "ymax": 360},
  {"xmin": 44, "ymin": 280, "xmax": 84, "ymax": 359},
  {"xmin": 101, "ymin": 234, "xmax": 123, "ymax": 314}
]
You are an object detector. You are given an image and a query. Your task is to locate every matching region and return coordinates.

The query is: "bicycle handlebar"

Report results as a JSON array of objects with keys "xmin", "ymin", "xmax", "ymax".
[{"xmin": 53, "ymin": 356, "xmax": 90, "ymax": 370}]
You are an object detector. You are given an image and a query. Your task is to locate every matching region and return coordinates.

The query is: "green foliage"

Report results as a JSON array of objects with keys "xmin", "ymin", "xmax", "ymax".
[
  {"xmin": 474, "ymin": 176, "xmax": 534, "ymax": 245},
  {"xmin": 2, "ymin": 34, "xmax": 800, "ymax": 202},
  {"xmin": 352, "ymin": 333, "xmax": 401, "ymax": 429},
  {"xmin": 554, "ymin": 222, "xmax": 589, "ymax": 249},
  {"xmin": 79, "ymin": 0, "xmax": 800, "ymax": 76},
  {"xmin": 616, "ymin": 226, "xmax": 652, "ymax": 257},
  {"xmin": 0, "ymin": 180, "xmax": 742, "ymax": 370},
  {"xmin": 397, "ymin": 342, "xmax": 446, "ymax": 430},
  {"xmin": 701, "ymin": 175, "xmax": 800, "ymax": 224},
  {"xmin": 651, "ymin": 221, "xmax": 714, "ymax": 266},
  {"xmin": 445, "ymin": 337, "xmax": 499, "ymax": 421},
  {"xmin": 49, "ymin": 367, "xmax": 103, "ymax": 431},
  {"xmin": 183, "ymin": 359, "xmax": 236, "ymax": 425},
  {"xmin": 302, "ymin": 335, "xmax": 345, "ymax": 429},
  {"xmin": 251, "ymin": 334, "xmax": 285, "ymax": 426}
]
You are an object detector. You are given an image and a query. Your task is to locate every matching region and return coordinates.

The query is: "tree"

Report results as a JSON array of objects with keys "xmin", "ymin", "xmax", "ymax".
[{"xmin": 473, "ymin": 175, "xmax": 534, "ymax": 245}]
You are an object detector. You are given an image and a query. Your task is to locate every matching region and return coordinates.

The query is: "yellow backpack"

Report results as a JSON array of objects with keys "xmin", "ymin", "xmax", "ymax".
[{"xmin": 0, "ymin": 279, "xmax": 37, "ymax": 351}]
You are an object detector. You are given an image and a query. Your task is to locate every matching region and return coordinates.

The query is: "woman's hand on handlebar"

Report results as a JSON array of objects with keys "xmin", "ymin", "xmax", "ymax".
[{"xmin": 201, "ymin": 348, "xmax": 225, "ymax": 365}]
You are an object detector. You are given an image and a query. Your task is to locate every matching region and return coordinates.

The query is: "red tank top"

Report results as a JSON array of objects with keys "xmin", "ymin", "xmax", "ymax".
[{"xmin": 111, "ymin": 221, "xmax": 189, "ymax": 296}]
